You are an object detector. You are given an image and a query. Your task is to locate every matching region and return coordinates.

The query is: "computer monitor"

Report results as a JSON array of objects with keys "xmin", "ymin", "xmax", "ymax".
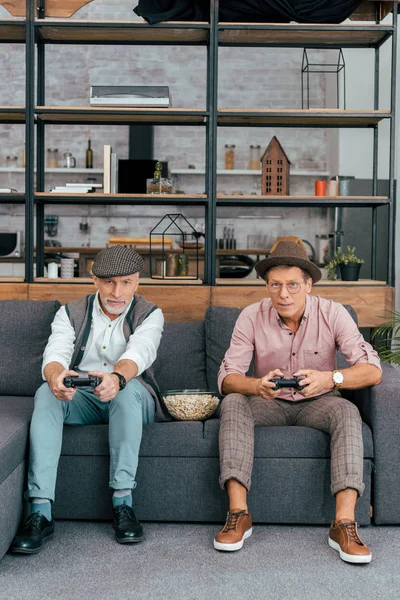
[{"xmin": 118, "ymin": 160, "xmax": 169, "ymax": 193}]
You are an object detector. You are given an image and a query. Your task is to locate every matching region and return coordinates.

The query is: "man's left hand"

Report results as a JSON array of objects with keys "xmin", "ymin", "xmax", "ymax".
[
  {"xmin": 293, "ymin": 369, "xmax": 333, "ymax": 398},
  {"xmin": 89, "ymin": 371, "xmax": 120, "ymax": 403}
]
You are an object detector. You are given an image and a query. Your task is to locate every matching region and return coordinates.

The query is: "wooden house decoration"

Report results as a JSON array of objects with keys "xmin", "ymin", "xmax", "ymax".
[{"xmin": 261, "ymin": 136, "xmax": 291, "ymax": 196}]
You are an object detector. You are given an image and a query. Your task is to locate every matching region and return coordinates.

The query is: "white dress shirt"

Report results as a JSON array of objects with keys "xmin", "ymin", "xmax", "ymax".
[{"xmin": 42, "ymin": 293, "xmax": 164, "ymax": 378}]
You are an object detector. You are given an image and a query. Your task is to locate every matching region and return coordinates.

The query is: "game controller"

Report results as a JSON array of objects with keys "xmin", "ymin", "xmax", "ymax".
[
  {"xmin": 270, "ymin": 376, "xmax": 306, "ymax": 391},
  {"xmin": 63, "ymin": 375, "xmax": 102, "ymax": 388}
]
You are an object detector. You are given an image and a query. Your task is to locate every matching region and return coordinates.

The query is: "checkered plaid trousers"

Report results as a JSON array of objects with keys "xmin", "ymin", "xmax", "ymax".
[{"xmin": 219, "ymin": 392, "xmax": 365, "ymax": 497}]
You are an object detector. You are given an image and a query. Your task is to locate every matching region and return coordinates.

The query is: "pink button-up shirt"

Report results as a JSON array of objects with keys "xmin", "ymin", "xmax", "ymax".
[{"xmin": 218, "ymin": 295, "xmax": 381, "ymax": 401}]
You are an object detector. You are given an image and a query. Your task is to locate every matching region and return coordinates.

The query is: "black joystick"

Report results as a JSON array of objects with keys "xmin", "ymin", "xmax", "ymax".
[
  {"xmin": 270, "ymin": 376, "xmax": 306, "ymax": 391},
  {"xmin": 63, "ymin": 375, "xmax": 102, "ymax": 388}
]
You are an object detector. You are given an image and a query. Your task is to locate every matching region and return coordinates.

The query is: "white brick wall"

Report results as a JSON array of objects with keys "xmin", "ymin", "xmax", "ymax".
[{"xmin": 0, "ymin": 0, "xmax": 335, "ymax": 256}]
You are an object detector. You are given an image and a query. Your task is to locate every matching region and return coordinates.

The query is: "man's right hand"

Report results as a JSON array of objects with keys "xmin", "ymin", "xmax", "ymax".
[
  {"xmin": 255, "ymin": 369, "xmax": 284, "ymax": 399},
  {"xmin": 48, "ymin": 369, "xmax": 79, "ymax": 401}
]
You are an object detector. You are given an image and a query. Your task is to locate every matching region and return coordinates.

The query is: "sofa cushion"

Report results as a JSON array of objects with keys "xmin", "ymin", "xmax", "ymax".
[
  {"xmin": 61, "ymin": 421, "xmax": 215, "ymax": 457},
  {"xmin": 153, "ymin": 321, "xmax": 208, "ymax": 393},
  {"xmin": 204, "ymin": 419, "xmax": 374, "ymax": 458},
  {"xmin": 205, "ymin": 304, "xmax": 359, "ymax": 391},
  {"xmin": 0, "ymin": 300, "xmax": 61, "ymax": 396},
  {"xmin": 0, "ymin": 396, "xmax": 34, "ymax": 485},
  {"xmin": 204, "ymin": 306, "xmax": 242, "ymax": 394}
]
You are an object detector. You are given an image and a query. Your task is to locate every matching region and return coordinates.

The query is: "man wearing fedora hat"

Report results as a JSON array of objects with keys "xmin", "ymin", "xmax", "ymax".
[
  {"xmin": 10, "ymin": 246, "xmax": 166, "ymax": 554},
  {"xmin": 214, "ymin": 240, "xmax": 381, "ymax": 563}
]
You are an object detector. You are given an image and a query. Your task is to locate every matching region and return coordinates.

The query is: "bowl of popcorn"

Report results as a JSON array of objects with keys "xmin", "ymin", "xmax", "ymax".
[{"xmin": 163, "ymin": 390, "xmax": 220, "ymax": 421}]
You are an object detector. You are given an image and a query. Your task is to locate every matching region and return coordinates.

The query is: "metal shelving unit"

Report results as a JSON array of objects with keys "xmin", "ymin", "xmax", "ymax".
[
  {"xmin": 212, "ymin": 0, "xmax": 398, "ymax": 284},
  {"xmin": 10, "ymin": 0, "xmax": 398, "ymax": 284}
]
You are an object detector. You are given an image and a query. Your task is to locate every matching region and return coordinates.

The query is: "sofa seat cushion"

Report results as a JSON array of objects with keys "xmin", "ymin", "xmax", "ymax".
[
  {"xmin": 204, "ymin": 419, "xmax": 374, "ymax": 458},
  {"xmin": 61, "ymin": 421, "xmax": 215, "ymax": 457},
  {"xmin": 60, "ymin": 418, "xmax": 373, "ymax": 459},
  {"xmin": 153, "ymin": 321, "xmax": 208, "ymax": 393},
  {"xmin": 0, "ymin": 300, "xmax": 61, "ymax": 396},
  {"xmin": 0, "ymin": 396, "xmax": 34, "ymax": 485}
]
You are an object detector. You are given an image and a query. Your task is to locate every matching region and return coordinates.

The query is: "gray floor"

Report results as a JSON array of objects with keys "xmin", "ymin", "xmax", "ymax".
[{"xmin": 0, "ymin": 522, "xmax": 399, "ymax": 600}]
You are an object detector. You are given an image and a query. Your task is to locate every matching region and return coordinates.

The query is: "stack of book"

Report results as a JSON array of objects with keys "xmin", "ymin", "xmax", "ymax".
[
  {"xmin": 90, "ymin": 85, "xmax": 171, "ymax": 108},
  {"xmin": 50, "ymin": 183, "xmax": 103, "ymax": 193}
]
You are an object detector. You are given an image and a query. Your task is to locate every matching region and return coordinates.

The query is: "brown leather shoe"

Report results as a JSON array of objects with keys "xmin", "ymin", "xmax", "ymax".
[
  {"xmin": 329, "ymin": 519, "xmax": 372, "ymax": 564},
  {"xmin": 214, "ymin": 509, "xmax": 252, "ymax": 552}
]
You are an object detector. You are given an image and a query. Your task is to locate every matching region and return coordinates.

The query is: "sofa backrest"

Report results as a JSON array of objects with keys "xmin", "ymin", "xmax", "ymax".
[
  {"xmin": 153, "ymin": 321, "xmax": 208, "ymax": 394},
  {"xmin": 0, "ymin": 300, "xmax": 61, "ymax": 397},
  {"xmin": 204, "ymin": 304, "xmax": 358, "ymax": 393}
]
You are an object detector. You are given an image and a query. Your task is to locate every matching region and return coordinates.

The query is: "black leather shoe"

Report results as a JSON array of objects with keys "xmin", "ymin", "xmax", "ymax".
[
  {"xmin": 113, "ymin": 505, "xmax": 144, "ymax": 544},
  {"xmin": 10, "ymin": 512, "xmax": 55, "ymax": 554}
]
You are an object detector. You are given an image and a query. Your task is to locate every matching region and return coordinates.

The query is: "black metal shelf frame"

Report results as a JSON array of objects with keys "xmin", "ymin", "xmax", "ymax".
[
  {"xmin": 35, "ymin": 195, "xmax": 208, "ymax": 205},
  {"xmin": 16, "ymin": 0, "xmax": 397, "ymax": 284},
  {"xmin": 216, "ymin": 197, "xmax": 391, "ymax": 208}
]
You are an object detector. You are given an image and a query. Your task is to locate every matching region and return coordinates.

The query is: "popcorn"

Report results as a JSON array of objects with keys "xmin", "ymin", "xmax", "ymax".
[{"xmin": 163, "ymin": 392, "xmax": 219, "ymax": 421}]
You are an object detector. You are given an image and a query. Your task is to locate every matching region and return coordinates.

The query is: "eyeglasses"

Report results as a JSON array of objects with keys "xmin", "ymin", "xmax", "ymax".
[{"xmin": 266, "ymin": 281, "xmax": 305, "ymax": 295}]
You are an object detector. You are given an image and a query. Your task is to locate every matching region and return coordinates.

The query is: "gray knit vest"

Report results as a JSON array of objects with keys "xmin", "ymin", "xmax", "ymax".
[{"xmin": 65, "ymin": 293, "xmax": 170, "ymax": 422}]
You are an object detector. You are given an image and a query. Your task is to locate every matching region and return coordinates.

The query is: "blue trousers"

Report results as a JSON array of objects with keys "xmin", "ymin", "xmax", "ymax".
[{"xmin": 26, "ymin": 379, "xmax": 155, "ymax": 501}]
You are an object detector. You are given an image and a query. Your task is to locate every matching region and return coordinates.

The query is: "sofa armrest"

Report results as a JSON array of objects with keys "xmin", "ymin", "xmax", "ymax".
[{"xmin": 353, "ymin": 362, "xmax": 400, "ymax": 524}]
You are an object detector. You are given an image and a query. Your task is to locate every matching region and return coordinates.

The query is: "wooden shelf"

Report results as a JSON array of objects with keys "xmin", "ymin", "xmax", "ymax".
[
  {"xmin": 35, "ymin": 192, "xmax": 207, "ymax": 205},
  {"xmin": 0, "ymin": 167, "xmax": 104, "ymax": 174},
  {"xmin": 217, "ymin": 108, "xmax": 390, "ymax": 127},
  {"xmin": 0, "ymin": 106, "xmax": 25, "ymax": 123},
  {"xmin": 216, "ymin": 278, "xmax": 388, "ymax": 286},
  {"xmin": 217, "ymin": 194, "xmax": 389, "ymax": 207},
  {"xmin": 218, "ymin": 23, "xmax": 393, "ymax": 48},
  {"xmin": 35, "ymin": 106, "xmax": 207, "ymax": 125},
  {"xmin": 171, "ymin": 168, "xmax": 330, "ymax": 176},
  {"xmin": 36, "ymin": 20, "xmax": 209, "ymax": 44},
  {"xmin": 0, "ymin": 19, "xmax": 26, "ymax": 42},
  {"xmin": 3, "ymin": 282, "xmax": 390, "ymax": 327},
  {"xmin": 33, "ymin": 276, "xmax": 204, "ymax": 285},
  {"xmin": 0, "ymin": 276, "xmax": 24, "ymax": 282},
  {"xmin": 212, "ymin": 282, "xmax": 394, "ymax": 327},
  {"xmin": 33, "ymin": 20, "xmax": 394, "ymax": 49}
]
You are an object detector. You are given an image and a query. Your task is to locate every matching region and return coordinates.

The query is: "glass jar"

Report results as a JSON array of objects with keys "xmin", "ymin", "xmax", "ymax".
[
  {"xmin": 47, "ymin": 148, "xmax": 59, "ymax": 169},
  {"xmin": 249, "ymin": 144, "xmax": 261, "ymax": 170},
  {"xmin": 146, "ymin": 177, "xmax": 172, "ymax": 194},
  {"xmin": 63, "ymin": 152, "xmax": 76, "ymax": 168},
  {"xmin": 6, "ymin": 155, "xmax": 18, "ymax": 169},
  {"xmin": 224, "ymin": 144, "xmax": 235, "ymax": 170}
]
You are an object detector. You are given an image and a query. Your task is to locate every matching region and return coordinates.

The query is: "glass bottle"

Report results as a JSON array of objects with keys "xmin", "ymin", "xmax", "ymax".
[
  {"xmin": 249, "ymin": 144, "xmax": 261, "ymax": 170},
  {"xmin": 47, "ymin": 148, "xmax": 59, "ymax": 169},
  {"xmin": 224, "ymin": 144, "xmax": 235, "ymax": 170},
  {"xmin": 85, "ymin": 138, "xmax": 93, "ymax": 169}
]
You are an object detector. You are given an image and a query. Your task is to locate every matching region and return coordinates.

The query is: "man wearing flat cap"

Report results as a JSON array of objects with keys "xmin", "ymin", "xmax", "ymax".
[
  {"xmin": 214, "ymin": 240, "xmax": 381, "ymax": 564},
  {"xmin": 10, "ymin": 246, "xmax": 164, "ymax": 553}
]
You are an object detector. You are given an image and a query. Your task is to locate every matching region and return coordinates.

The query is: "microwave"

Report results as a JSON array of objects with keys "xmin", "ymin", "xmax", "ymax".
[{"xmin": 0, "ymin": 232, "xmax": 21, "ymax": 257}]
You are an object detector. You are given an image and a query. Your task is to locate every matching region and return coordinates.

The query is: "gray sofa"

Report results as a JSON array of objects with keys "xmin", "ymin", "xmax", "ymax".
[{"xmin": 1, "ymin": 299, "xmax": 400, "ymax": 560}]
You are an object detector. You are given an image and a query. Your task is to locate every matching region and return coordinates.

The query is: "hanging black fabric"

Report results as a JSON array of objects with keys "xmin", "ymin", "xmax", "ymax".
[{"xmin": 133, "ymin": 0, "xmax": 363, "ymax": 24}]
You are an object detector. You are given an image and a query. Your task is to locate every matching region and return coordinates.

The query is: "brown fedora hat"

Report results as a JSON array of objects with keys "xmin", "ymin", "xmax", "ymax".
[{"xmin": 255, "ymin": 240, "xmax": 322, "ymax": 283}]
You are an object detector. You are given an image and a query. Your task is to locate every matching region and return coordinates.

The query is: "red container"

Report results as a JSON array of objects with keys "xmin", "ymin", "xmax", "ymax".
[{"xmin": 315, "ymin": 180, "xmax": 327, "ymax": 196}]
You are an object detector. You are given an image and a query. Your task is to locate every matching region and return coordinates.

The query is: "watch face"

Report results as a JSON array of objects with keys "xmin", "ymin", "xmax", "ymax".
[{"xmin": 333, "ymin": 371, "xmax": 344, "ymax": 385}]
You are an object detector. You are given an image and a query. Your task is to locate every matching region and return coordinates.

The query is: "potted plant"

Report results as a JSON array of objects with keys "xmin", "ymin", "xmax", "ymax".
[
  {"xmin": 326, "ymin": 246, "xmax": 365, "ymax": 281},
  {"xmin": 372, "ymin": 312, "xmax": 400, "ymax": 364}
]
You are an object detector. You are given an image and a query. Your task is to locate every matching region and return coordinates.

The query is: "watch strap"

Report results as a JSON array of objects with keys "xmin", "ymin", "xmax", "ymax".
[{"xmin": 111, "ymin": 371, "xmax": 126, "ymax": 390}]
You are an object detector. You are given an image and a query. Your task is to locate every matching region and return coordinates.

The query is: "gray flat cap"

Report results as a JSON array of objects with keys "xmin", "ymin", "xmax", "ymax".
[{"xmin": 92, "ymin": 246, "xmax": 144, "ymax": 278}]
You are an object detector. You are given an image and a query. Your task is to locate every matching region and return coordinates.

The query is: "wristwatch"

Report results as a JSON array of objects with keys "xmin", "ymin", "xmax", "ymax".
[
  {"xmin": 111, "ymin": 372, "xmax": 127, "ymax": 390},
  {"xmin": 332, "ymin": 370, "xmax": 344, "ymax": 390}
]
